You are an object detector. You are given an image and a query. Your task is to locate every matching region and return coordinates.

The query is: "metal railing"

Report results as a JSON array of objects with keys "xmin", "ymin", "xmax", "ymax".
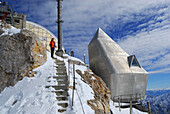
[
  {"xmin": 113, "ymin": 93, "xmax": 144, "ymax": 103},
  {"xmin": 68, "ymin": 61, "xmax": 85, "ymax": 114}
]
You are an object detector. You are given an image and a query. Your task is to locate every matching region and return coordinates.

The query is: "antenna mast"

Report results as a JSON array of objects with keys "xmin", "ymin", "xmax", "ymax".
[{"xmin": 56, "ymin": 0, "xmax": 63, "ymax": 56}]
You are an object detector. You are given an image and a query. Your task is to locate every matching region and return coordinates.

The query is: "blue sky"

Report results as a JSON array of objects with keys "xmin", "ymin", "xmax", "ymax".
[{"xmin": 4, "ymin": 0, "xmax": 170, "ymax": 90}]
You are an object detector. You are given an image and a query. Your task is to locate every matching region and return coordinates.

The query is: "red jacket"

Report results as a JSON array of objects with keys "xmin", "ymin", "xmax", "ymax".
[{"xmin": 49, "ymin": 41, "xmax": 56, "ymax": 48}]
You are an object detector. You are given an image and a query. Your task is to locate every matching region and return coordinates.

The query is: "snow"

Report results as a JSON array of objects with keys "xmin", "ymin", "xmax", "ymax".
[
  {"xmin": 38, "ymin": 54, "xmax": 44, "ymax": 57},
  {"xmin": 62, "ymin": 54, "xmax": 95, "ymax": 114},
  {"xmin": 0, "ymin": 52, "xmax": 58, "ymax": 114},
  {"xmin": 0, "ymin": 26, "xmax": 21, "ymax": 36},
  {"xmin": 110, "ymin": 101, "xmax": 147, "ymax": 114},
  {"xmin": 0, "ymin": 51, "xmax": 147, "ymax": 114}
]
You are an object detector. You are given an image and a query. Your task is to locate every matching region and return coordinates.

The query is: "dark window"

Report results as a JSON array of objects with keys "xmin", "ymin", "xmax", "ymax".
[
  {"xmin": 127, "ymin": 55, "xmax": 141, "ymax": 68},
  {"xmin": 132, "ymin": 59, "xmax": 138, "ymax": 66},
  {"xmin": 15, "ymin": 19, "xmax": 20, "ymax": 24}
]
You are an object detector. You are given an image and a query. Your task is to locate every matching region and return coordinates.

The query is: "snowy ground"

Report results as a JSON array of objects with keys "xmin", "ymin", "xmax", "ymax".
[
  {"xmin": 0, "ymin": 52, "xmax": 58, "ymax": 114},
  {"xmin": 0, "ymin": 52, "xmax": 147, "ymax": 114},
  {"xmin": 110, "ymin": 101, "xmax": 147, "ymax": 114}
]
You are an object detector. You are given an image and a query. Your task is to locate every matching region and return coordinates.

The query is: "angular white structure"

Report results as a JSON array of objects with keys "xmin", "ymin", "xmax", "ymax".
[{"xmin": 88, "ymin": 28, "xmax": 148, "ymax": 102}]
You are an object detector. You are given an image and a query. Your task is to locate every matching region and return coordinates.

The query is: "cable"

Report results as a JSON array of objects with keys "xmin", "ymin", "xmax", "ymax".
[
  {"xmin": 70, "ymin": 64, "xmax": 85, "ymax": 114},
  {"xmin": 76, "ymin": 90, "xmax": 86, "ymax": 114}
]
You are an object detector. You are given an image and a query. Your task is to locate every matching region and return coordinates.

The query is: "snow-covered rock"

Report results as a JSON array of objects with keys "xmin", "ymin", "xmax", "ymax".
[
  {"xmin": 76, "ymin": 69, "xmax": 111, "ymax": 114},
  {"xmin": 0, "ymin": 21, "xmax": 20, "ymax": 36},
  {"xmin": 0, "ymin": 26, "xmax": 46, "ymax": 92},
  {"xmin": 0, "ymin": 51, "xmax": 148, "ymax": 114},
  {"xmin": 0, "ymin": 52, "xmax": 56, "ymax": 114}
]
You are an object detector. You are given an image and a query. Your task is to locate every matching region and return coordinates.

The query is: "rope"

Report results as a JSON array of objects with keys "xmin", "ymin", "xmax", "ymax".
[
  {"xmin": 76, "ymin": 89, "xmax": 86, "ymax": 114},
  {"xmin": 70, "ymin": 63, "xmax": 85, "ymax": 114}
]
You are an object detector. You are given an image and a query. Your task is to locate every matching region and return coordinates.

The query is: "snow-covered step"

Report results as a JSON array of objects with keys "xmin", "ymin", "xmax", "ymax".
[
  {"xmin": 57, "ymin": 100, "xmax": 68, "ymax": 104},
  {"xmin": 56, "ymin": 96, "xmax": 68, "ymax": 101},
  {"xmin": 56, "ymin": 70, "xmax": 67, "ymax": 73},
  {"xmin": 57, "ymin": 81, "xmax": 68, "ymax": 86},
  {"xmin": 55, "ymin": 64, "xmax": 65, "ymax": 66},
  {"xmin": 57, "ymin": 68, "xmax": 66, "ymax": 70},
  {"xmin": 46, "ymin": 80, "xmax": 57, "ymax": 83},
  {"xmin": 57, "ymin": 79, "xmax": 66, "ymax": 82},
  {"xmin": 47, "ymin": 76, "xmax": 57, "ymax": 79},
  {"xmin": 54, "ymin": 58, "xmax": 69, "ymax": 113},
  {"xmin": 57, "ymin": 102, "xmax": 68, "ymax": 108},
  {"xmin": 54, "ymin": 66, "xmax": 66, "ymax": 69},
  {"xmin": 48, "ymin": 76, "xmax": 67, "ymax": 79},
  {"xmin": 55, "ymin": 59, "xmax": 64, "ymax": 62},
  {"xmin": 59, "ymin": 84, "xmax": 68, "ymax": 86},
  {"xmin": 55, "ymin": 65, "xmax": 66, "ymax": 68},
  {"xmin": 58, "ymin": 109, "xmax": 67, "ymax": 113},
  {"xmin": 53, "ymin": 76, "xmax": 67, "ymax": 80},
  {"xmin": 56, "ymin": 64, "xmax": 66, "ymax": 67},
  {"xmin": 55, "ymin": 62, "xmax": 65, "ymax": 65},
  {"xmin": 56, "ymin": 67, "xmax": 67, "ymax": 70},
  {"xmin": 56, "ymin": 72, "xmax": 67, "ymax": 75},
  {"xmin": 54, "ymin": 91, "xmax": 68, "ymax": 96},
  {"xmin": 45, "ymin": 85, "xmax": 52, "ymax": 89},
  {"xmin": 51, "ymin": 85, "xmax": 68, "ymax": 91}
]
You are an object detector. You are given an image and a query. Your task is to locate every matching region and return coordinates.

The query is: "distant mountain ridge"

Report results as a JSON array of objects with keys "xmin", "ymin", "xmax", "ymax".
[
  {"xmin": 142, "ymin": 88, "xmax": 170, "ymax": 113},
  {"xmin": 146, "ymin": 88, "xmax": 170, "ymax": 96},
  {"xmin": 147, "ymin": 87, "xmax": 170, "ymax": 91}
]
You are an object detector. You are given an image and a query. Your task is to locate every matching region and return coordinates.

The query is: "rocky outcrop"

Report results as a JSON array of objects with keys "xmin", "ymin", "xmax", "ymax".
[
  {"xmin": 0, "ymin": 29, "xmax": 47, "ymax": 92},
  {"xmin": 0, "ymin": 28, "xmax": 4, "ymax": 35},
  {"xmin": 0, "ymin": 20, "xmax": 12, "ymax": 30},
  {"xmin": 76, "ymin": 69, "xmax": 111, "ymax": 114}
]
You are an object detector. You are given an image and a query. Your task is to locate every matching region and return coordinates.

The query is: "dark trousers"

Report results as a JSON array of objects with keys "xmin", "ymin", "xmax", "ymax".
[{"xmin": 51, "ymin": 47, "xmax": 54, "ymax": 57}]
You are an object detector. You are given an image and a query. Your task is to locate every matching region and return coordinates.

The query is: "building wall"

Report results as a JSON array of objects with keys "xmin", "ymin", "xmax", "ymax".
[
  {"xmin": 111, "ymin": 73, "xmax": 148, "ymax": 102},
  {"xmin": 13, "ymin": 13, "xmax": 26, "ymax": 29},
  {"xmin": 25, "ymin": 21, "xmax": 58, "ymax": 52}
]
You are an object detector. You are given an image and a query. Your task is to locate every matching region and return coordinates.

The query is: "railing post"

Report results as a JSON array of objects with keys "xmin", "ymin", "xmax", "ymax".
[
  {"xmin": 147, "ymin": 101, "xmax": 151, "ymax": 114},
  {"xmin": 83, "ymin": 53, "xmax": 85, "ymax": 64},
  {"xmin": 130, "ymin": 99, "xmax": 132, "ymax": 114},
  {"xmin": 118, "ymin": 97, "xmax": 121, "ymax": 111},
  {"xmin": 72, "ymin": 64, "xmax": 75, "ymax": 109},
  {"xmin": 68, "ymin": 60, "xmax": 70, "ymax": 83}
]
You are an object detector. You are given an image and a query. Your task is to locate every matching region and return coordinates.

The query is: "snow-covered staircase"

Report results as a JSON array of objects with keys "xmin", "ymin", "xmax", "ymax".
[{"xmin": 46, "ymin": 59, "xmax": 69, "ymax": 113}]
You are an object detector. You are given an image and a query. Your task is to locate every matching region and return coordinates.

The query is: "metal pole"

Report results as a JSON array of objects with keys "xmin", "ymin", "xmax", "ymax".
[
  {"xmin": 73, "ymin": 64, "xmax": 75, "ymax": 90},
  {"xmin": 72, "ymin": 64, "xmax": 75, "ymax": 109},
  {"xmin": 10, "ymin": 5, "xmax": 14, "ymax": 26},
  {"xmin": 56, "ymin": 0, "xmax": 63, "ymax": 53},
  {"xmin": 130, "ymin": 100, "xmax": 132, "ymax": 114},
  {"xmin": 83, "ymin": 53, "xmax": 85, "ymax": 64},
  {"xmin": 118, "ymin": 97, "xmax": 121, "ymax": 111},
  {"xmin": 147, "ymin": 101, "xmax": 151, "ymax": 114},
  {"xmin": 68, "ymin": 60, "xmax": 70, "ymax": 84}
]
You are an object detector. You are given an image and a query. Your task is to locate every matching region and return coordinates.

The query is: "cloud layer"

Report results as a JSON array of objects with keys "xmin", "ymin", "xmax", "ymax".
[
  {"xmin": 62, "ymin": 0, "xmax": 170, "ymax": 73},
  {"xmin": 7, "ymin": 0, "xmax": 170, "ymax": 73}
]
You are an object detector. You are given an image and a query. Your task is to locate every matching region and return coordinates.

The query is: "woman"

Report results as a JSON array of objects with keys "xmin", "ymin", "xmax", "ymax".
[{"xmin": 49, "ymin": 38, "xmax": 56, "ymax": 58}]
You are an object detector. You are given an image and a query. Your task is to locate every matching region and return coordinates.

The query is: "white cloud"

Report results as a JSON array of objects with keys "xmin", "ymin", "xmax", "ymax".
[
  {"xmin": 61, "ymin": 0, "xmax": 170, "ymax": 73},
  {"xmin": 149, "ymin": 67, "xmax": 170, "ymax": 74},
  {"xmin": 118, "ymin": 27, "xmax": 170, "ymax": 72},
  {"xmin": 9, "ymin": 0, "xmax": 170, "ymax": 73}
]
